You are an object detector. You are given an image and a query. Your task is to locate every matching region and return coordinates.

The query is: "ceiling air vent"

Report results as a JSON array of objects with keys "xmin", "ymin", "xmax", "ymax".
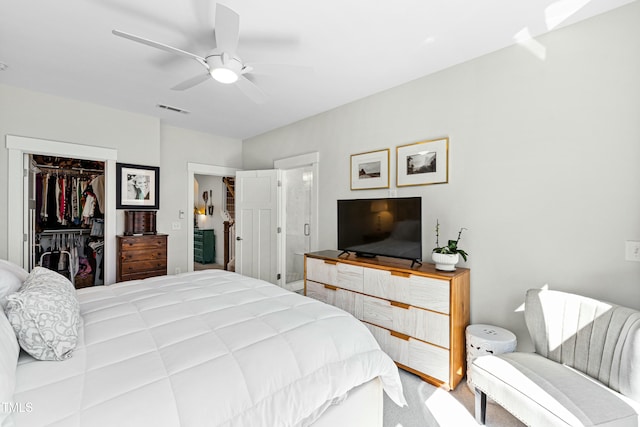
[{"xmin": 156, "ymin": 104, "xmax": 190, "ymax": 114}]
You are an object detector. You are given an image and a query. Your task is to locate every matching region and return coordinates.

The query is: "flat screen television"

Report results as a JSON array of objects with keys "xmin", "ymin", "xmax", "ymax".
[{"xmin": 337, "ymin": 197, "xmax": 422, "ymax": 264}]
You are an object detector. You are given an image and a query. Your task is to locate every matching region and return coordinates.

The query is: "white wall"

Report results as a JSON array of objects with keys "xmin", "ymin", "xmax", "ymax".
[
  {"xmin": 243, "ymin": 3, "xmax": 640, "ymax": 350},
  {"xmin": 0, "ymin": 85, "xmax": 243, "ymax": 280}
]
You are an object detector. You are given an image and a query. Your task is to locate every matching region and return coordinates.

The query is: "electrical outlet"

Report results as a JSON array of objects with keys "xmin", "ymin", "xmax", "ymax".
[
  {"xmin": 625, "ymin": 241, "xmax": 640, "ymax": 262},
  {"xmin": 172, "ymin": 222, "xmax": 181, "ymax": 230}
]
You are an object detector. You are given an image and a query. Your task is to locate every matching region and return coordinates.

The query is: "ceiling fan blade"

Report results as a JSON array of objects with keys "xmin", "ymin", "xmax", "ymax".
[
  {"xmin": 236, "ymin": 75, "xmax": 266, "ymax": 104},
  {"xmin": 112, "ymin": 29, "xmax": 206, "ymax": 65},
  {"xmin": 214, "ymin": 4, "xmax": 240, "ymax": 54},
  {"xmin": 171, "ymin": 73, "xmax": 212, "ymax": 91}
]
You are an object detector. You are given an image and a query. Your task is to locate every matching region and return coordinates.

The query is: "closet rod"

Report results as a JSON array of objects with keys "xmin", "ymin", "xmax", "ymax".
[
  {"xmin": 34, "ymin": 164, "xmax": 104, "ymax": 173},
  {"xmin": 38, "ymin": 228, "xmax": 91, "ymax": 236}
]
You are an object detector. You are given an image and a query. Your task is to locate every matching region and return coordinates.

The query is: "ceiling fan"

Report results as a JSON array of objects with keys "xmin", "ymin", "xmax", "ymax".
[{"xmin": 113, "ymin": 3, "xmax": 266, "ymax": 103}]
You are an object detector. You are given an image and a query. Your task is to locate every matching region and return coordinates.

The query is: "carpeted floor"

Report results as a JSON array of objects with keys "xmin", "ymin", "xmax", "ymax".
[
  {"xmin": 193, "ymin": 262, "xmax": 224, "ymax": 271},
  {"xmin": 384, "ymin": 370, "xmax": 525, "ymax": 427}
]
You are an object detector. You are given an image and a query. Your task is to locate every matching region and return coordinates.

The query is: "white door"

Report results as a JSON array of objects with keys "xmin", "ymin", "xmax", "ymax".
[{"xmin": 235, "ymin": 170, "xmax": 281, "ymax": 284}]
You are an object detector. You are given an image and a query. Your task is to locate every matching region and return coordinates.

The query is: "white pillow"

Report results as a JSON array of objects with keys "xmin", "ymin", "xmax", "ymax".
[
  {"xmin": 0, "ymin": 270, "xmax": 23, "ymax": 310},
  {"xmin": 0, "ymin": 260, "xmax": 28, "ymax": 311},
  {"xmin": 0, "ymin": 309, "xmax": 19, "ymax": 427},
  {"xmin": 5, "ymin": 267, "xmax": 80, "ymax": 361},
  {"xmin": 0, "ymin": 259, "xmax": 29, "ymax": 282}
]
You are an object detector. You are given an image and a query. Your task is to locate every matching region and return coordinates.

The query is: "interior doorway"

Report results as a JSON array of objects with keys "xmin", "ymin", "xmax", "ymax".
[
  {"xmin": 282, "ymin": 166, "xmax": 313, "ymax": 291},
  {"xmin": 274, "ymin": 152, "xmax": 319, "ymax": 292},
  {"xmin": 193, "ymin": 174, "xmax": 233, "ymax": 271},
  {"xmin": 186, "ymin": 163, "xmax": 240, "ymax": 273},
  {"xmin": 29, "ymin": 154, "xmax": 106, "ymax": 288},
  {"xmin": 6, "ymin": 135, "xmax": 117, "ymax": 284}
]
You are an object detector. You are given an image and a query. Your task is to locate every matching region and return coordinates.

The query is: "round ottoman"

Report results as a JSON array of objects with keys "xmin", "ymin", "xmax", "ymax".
[{"xmin": 466, "ymin": 324, "xmax": 517, "ymax": 394}]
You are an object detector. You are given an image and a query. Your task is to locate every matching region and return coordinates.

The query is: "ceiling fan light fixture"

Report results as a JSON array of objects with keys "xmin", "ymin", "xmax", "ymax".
[{"xmin": 210, "ymin": 67, "xmax": 238, "ymax": 84}]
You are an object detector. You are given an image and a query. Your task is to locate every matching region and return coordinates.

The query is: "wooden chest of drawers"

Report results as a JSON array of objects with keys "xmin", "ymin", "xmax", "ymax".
[
  {"xmin": 304, "ymin": 250, "xmax": 470, "ymax": 390},
  {"xmin": 116, "ymin": 234, "xmax": 167, "ymax": 282}
]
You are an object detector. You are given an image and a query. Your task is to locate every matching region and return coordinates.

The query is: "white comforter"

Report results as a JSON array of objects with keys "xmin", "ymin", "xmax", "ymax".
[{"xmin": 12, "ymin": 270, "xmax": 405, "ymax": 426}]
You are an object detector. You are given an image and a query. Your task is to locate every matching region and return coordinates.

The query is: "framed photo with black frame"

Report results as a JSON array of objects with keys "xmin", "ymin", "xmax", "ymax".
[{"xmin": 116, "ymin": 163, "xmax": 160, "ymax": 209}]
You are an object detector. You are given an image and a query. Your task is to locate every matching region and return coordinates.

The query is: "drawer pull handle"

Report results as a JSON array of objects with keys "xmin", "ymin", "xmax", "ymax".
[
  {"xmin": 324, "ymin": 284, "xmax": 338, "ymax": 291},
  {"xmin": 324, "ymin": 260, "xmax": 338, "ymax": 265},
  {"xmin": 390, "ymin": 330, "xmax": 411, "ymax": 341},
  {"xmin": 390, "ymin": 300, "xmax": 411, "ymax": 310},
  {"xmin": 391, "ymin": 271, "xmax": 411, "ymax": 278}
]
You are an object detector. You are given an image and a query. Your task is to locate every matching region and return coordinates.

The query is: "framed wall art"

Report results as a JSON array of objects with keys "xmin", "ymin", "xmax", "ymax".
[
  {"xmin": 116, "ymin": 163, "xmax": 160, "ymax": 209},
  {"xmin": 350, "ymin": 149, "xmax": 390, "ymax": 190},
  {"xmin": 396, "ymin": 137, "xmax": 449, "ymax": 187}
]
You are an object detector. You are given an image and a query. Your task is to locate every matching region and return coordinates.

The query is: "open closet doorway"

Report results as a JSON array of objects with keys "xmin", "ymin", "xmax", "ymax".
[
  {"xmin": 30, "ymin": 154, "xmax": 106, "ymax": 288},
  {"xmin": 6, "ymin": 135, "xmax": 117, "ymax": 284}
]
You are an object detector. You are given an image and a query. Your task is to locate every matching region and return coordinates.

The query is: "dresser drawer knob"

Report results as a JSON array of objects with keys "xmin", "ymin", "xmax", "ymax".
[{"xmin": 324, "ymin": 284, "xmax": 338, "ymax": 291}]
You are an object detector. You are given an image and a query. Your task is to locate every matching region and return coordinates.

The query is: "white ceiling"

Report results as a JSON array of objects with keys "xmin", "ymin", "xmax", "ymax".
[{"xmin": 0, "ymin": 0, "xmax": 634, "ymax": 139}]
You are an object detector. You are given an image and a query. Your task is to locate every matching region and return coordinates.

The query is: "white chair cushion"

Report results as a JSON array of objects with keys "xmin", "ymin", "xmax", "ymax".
[{"xmin": 472, "ymin": 352, "xmax": 640, "ymax": 426}]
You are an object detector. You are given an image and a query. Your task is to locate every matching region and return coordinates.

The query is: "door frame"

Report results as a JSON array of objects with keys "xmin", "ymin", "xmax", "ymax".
[
  {"xmin": 6, "ymin": 135, "xmax": 118, "ymax": 284},
  {"xmin": 187, "ymin": 162, "xmax": 240, "ymax": 272}
]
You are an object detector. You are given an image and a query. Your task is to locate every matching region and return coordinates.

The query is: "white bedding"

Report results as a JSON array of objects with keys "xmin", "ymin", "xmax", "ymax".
[{"xmin": 11, "ymin": 270, "xmax": 405, "ymax": 426}]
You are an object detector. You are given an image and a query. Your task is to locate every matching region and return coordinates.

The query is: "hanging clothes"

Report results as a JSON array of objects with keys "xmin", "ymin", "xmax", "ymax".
[
  {"xmin": 90, "ymin": 175, "xmax": 105, "ymax": 216},
  {"xmin": 46, "ymin": 174, "xmax": 57, "ymax": 227}
]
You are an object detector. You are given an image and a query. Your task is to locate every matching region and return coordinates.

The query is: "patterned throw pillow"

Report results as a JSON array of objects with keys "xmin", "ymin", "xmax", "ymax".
[{"xmin": 5, "ymin": 267, "xmax": 80, "ymax": 361}]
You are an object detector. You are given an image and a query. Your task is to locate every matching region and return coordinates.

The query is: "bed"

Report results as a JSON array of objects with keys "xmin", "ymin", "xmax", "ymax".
[{"xmin": 0, "ymin": 261, "xmax": 406, "ymax": 427}]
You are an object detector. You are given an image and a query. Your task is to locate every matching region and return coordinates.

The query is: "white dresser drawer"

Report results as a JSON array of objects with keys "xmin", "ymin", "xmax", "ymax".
[
  {"xmin": 365, "ymin": 323, "xmax": 450, "ymax": 383},
  {"xmin": 362, "ymin": 295, "xmax": 450, "ymax": 348},
  {"xmin": 306, "ymin": 258, "xmax": 364, "ymax": 293},
  {"xmin": 306, "ymin": 257, "xmax": 338, "ymax": 285},
  {"xmin": 363, "ymin": 269, "xmax": 450, "ymax": 314},
  {"xmin": 306, "ymin": 280, "xmax": 363, "ymax": 319},
  {"xmin": 336, "ymin": 263, "xmax": 364, "ymax": 293}
]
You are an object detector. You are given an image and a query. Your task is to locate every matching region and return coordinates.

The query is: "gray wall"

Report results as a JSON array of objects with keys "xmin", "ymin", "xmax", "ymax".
[{"xmin": 243, "ymin": 3, "xmax": 640, "ymax": 349}]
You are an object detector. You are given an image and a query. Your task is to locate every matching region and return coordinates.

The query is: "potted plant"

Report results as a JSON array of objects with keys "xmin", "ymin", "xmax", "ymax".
[{"xmin": 432, "ymin": 220, "xmax": 468, "ymax": 271}]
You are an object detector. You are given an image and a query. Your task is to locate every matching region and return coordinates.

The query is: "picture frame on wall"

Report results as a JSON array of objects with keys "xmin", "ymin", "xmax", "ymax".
[
  {"xmin": 350, "ymin": 149, "xmax": 390, "ymax": 190},
  {"xmin": 116, "ymin": 163, "xmax": 160, "ymax": 209},
  {"xmin": 396, "ymin": 137, "xmax": 449, "ymax": 187}
]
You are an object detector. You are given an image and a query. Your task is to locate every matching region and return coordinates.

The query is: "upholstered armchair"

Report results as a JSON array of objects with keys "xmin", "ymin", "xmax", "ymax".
[{"xmin": 471, "ymin": 288, "xmax": 640, "ymax": 426}]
